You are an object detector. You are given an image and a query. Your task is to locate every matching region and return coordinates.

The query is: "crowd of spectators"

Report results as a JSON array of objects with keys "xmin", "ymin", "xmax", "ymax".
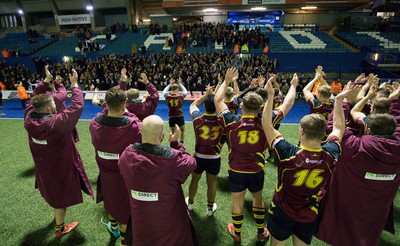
[
  {"xmin": 173, "ymin": 22, "xmax": 270, "ymax": 51},
  {"xmin": 0, "ymin": 53, "xmax": 320, "ymax": 98}
]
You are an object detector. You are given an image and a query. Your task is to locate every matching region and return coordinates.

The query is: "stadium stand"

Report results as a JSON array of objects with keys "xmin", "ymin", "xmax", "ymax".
[
  {"xmin": 336, "ymin": 31, "xmax": 400, "ymax": 52},
  {"xmin": 0, "ymin": 32, "xmax": 56, "ymax": 56}
]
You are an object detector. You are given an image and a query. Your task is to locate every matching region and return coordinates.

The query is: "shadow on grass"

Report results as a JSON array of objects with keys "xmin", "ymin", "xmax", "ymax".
[
  {"xmin": 20, "ymin": 220, "xmax": 87, "ymax": 246},
  {"xmin": 379, "ymin": 237, "xmax": 398, "ymax": 246},
  {"xmin": 217, "ymin": 176, "xmax": 230, "ymax": 193},
  {"xmin": 20, "ymin": 220, "xmax": 55, "ymax": 246},
  {"xmin": 18, "ymin": 167, "xmax": 35, "ymax": 178},
  {"xmin": 191, "ymin": 214, "xmax": 220, "ymax": 245}
]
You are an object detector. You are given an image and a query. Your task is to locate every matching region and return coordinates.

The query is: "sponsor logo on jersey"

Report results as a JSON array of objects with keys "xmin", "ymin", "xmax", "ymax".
[
  {"xmin": 31, "ymin": 137, "xmax": 47, "ymax": 145},
  {"xmin": 97, "ymin": 151, "xmax": 119, "ymax": 160},
  {"xmin": 131, "ymin": 190, "xmax": 159, "ymax": 201},
  {"xmin": 365, "ymin": 172, "xmax": 396, "ymax": 181}
]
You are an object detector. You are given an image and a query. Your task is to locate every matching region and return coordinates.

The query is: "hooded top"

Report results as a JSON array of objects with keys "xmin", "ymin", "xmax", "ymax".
[
  {"xmin": 24, "ymin": 87, "xmax": 93, "ymax": 208},
  {"xmin": 315, "ymin": 126, "xmax": 400, "ymax": 246}
]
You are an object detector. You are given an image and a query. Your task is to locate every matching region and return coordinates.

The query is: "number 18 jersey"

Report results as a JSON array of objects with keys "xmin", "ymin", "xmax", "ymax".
[{"xmin": 222, "ymin": 111, "xmax": 268, "ymax": 173}]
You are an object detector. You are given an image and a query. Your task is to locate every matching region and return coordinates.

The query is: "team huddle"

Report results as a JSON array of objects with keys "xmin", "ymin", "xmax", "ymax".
[{"xmin": 23, "ymin": 64, "xmax": 400, "ymax": 246}]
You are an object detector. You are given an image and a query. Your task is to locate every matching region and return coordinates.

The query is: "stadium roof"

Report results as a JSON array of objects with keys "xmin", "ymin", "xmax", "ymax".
[{"xmin": 0, "ymin": 0, "xmax": 373, "ymax": 16}]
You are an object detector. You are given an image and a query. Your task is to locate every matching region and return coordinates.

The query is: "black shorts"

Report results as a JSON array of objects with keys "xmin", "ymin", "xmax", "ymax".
[
  {"xmin": 169, "ymin": 116, "xmax": 185, "ymax": 127},
  {"xmin": 193, "ymin": 156, "xmax": 221, "ymax": 175},
  {"xmin": 228, "ymin": 170, "xmax": 264, "ymax": 193},
  {"xmin": 267, "ymin": 204, "xmax": 317, "ymax": 245}
]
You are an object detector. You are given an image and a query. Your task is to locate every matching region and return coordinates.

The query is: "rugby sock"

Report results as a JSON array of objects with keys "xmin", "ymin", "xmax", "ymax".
[
  {"xmin": 55, "ymin": 223, "xmax": 64, "ymax": 232},
  {"xmin": 253, "ymin": 207, "xmax": 266, "ymax": 234},
  {"xmin": 232, "ymin": 213, "xmax": 244, "ymax": 236},
  {"xmin": 120, "ymin": 226, "xmax": 127, "ymax": 245},
  {"xmin": 188, "ymin": 198, "xmax": 194, "ymax": 205},
  {"xmin": 207, "ymin": 201, "xmax": 214, "ymax": 211},
  {"xmin": 108, "ymin": 214, "xmax": 119, "ymax": 230}
]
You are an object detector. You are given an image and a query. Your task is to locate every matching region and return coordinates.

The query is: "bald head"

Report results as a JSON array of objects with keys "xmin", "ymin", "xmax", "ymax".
[{"xmin": 142, "ymin": 115, "xmax": 164, "ymax": 145}]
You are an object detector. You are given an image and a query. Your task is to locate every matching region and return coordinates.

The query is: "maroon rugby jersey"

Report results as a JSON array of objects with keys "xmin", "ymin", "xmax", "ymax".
[
  {"xmin": 271, "ymin": 135, "xmax": 341, "ymax": 223},
  {"xmin": 273, "ymin": 96, "xmax": 284, "ymax": 110},
  {"xmin": 166, "ymin": 93, "xmax": 184, "ymax": 117},
  {"xmin": 225, "ymin": 100, "xmax": 239, "ymax": 115},
  {"xmin": 307, "ymin": 98, "xmax": 334, "ymax": 120},
  {"xmin": 222, "ymin": 113, "xmax": 268, "ymax": 173},
  {"xmin": 191, "ymin": 111, "xmax": 225, "ymax": 157}
]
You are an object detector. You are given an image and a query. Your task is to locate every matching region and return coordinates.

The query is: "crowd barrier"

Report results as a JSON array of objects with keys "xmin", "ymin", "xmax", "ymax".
[{"xmin": 1, "ymin": 90, "xmax": 205, "ymax": 101}]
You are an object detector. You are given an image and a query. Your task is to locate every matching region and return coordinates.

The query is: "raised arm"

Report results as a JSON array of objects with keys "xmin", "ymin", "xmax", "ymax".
[
  {"xmin": 262, "ymin": 79, "xmax": 281, "ymax": 147},
  {"xmin": 118, "ymin": 68, "xmax": 128, "ymax": 91},
  {"xmin": 32, "ymin": 65, "xmax": 53, "ymax": 97},
  {"xmin": 350, "ymin": 83, "xmax": 377, "ymax": 123},
  {"xmin": 163, "ymin": 84, "xmax": 171, "ymax": 97},
  {"xmin": 92, "ymin": 88, "xmax": 101, "ymax": 106},
  {"xmin": 356, "ymin": 73, "xmax": 374, "ymax": 100},
  {"xmin": 213, "ymin": 73, "xmax": 223, "ymax": 94},
  {"xmin": 178, "ymin": 77, "xmax": 188, "ymax": 98},
  {"xmin": 329, "ymin": 84, "xmax": 359, "ymax": 141},
  {"xmin": 58, "ymin": 69, "xmax": 84, "ymax": 132},
  {"xmin": 190, "ymin": 84, "xmax": 213, "ymax": 115},
  {"xmin": 215, "ymin": 67, "xmax": 238, "ymax": 114},
  {"xmin": 233, "ymin": 77, "xmax": 240, "ymax": 97},
  {"xmin": 303, "ymin": 67, "xmax": 322, "ymax": 101},
  {"xmin": 276, "ymin": 73, "xmax": 298, "ymax": 116}
]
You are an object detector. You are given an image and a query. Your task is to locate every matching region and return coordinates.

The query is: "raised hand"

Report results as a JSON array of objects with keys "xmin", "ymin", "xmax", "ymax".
[
  {"xmin": 121, "ymin": 68, "xmax": 128, "ymax": 82},
  {"xmin": 169, "ymin": 124, "xmax": 181, "ymax": 142},
  {"xmin": 225, "ymin": 67, "xmax": 238, "ymax": 85},
  {"xmin": 265, "ymin": 78, "xmax": 274, "ymax": 96},
  {"xmin": 257, "ymin": 75, "xmax": 266, "ymax": 87},
  {"xmin": 290, "ymin": 73, "xmax": 299, "ymax": 87},
  {"xmin": 336, "ymin": 82, "xmax": 362, "ymax": 101},
  {"xmin": 139, "ymin": 73, "xmax": 148, "ymax": 84},
  {"xmin": 44, "ymin": 65, "xmax": 53, "ymax": 83},
  {"xmin": 69, "ymin": 69, "xmax": 78, "ymax": 87},
  {"xmin": 205, "ymin": 84, "xmax": 214, "ymax": 95},
  {"xmin": 218, "ymin": 73, "xmax": 223, "ymax": 83},
  {"xmin": 366, "ymin": 83, "xmax": 377, "ymax": 99}
]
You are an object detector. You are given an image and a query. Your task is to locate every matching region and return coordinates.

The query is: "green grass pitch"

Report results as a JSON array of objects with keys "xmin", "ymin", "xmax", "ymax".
[{"xmin": 0, "ymin": 119, "xmax": 398, "ymax": 245}]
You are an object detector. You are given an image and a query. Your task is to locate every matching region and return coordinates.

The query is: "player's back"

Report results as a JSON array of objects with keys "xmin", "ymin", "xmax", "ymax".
[
  {"xmin": 225, "ymin": 116, "xmax": 267, "ymax": 173},
  {"xmin": 165, "ymin": 93, "xmax": 184, "ymax": 117},
  {"xmin": 273, "ymin": 138, "xmax": 339, "ymax": 222},
  {"xmin": 193, "ymin": 113, "xmax": 224, "ymax": 156}
]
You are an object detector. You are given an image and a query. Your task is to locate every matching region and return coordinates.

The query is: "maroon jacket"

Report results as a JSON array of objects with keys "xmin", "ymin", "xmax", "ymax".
[
  {"xmin": 24, "ymin": 87, "xmax": 93, "ymax": 208},
  {"xmin": 126, "ymin": 83, "xmax": 159, "ymax": 121},
  {"xmin": 315, "ymin": 127, "xmax": 400, "ymax": 246},
  {"xmin": 119, "ymin": 141, "xmax": 198, "ymax": 246},
  {"xmin": 89, "ymin": 111, "xmax": 142, "ymax": 224}
]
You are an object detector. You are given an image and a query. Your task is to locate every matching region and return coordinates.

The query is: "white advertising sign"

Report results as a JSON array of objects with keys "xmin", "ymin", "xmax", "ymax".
[{"xmin": 58, "ymin": 14, "xmax": 91, "ymax": 25}]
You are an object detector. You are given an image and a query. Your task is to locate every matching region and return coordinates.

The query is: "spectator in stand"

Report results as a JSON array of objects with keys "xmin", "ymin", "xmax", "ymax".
[
  {"xmin": 16, "ymin": 81, "xmax": 29, "ymax": 108},
  {"xmin": 106, "ymin": 32, "xmax": 112, "ymax": 43},
  {"xmin": 140, "ymin": 44, "xmax": 147, "ymax": 54},
  {"xmin": 330, "ymin": 78, "xmax": 342, "ymax": 95},
  {"xmin": 2, "ymin": 48, "xmax": 10, "ymax": 58}
]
